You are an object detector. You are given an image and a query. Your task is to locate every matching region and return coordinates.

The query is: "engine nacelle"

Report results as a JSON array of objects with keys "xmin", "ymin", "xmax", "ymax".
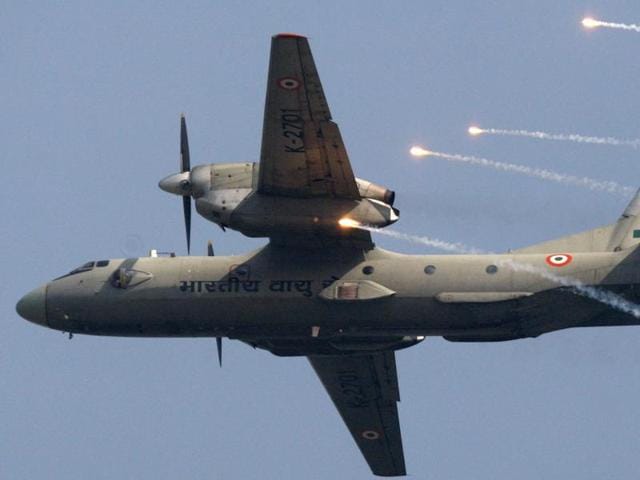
[
  {"xmin": 196, "ymin": 192, "xmax": 398, "ymax": 238},
  {"xmin": 162, "ymin": 162, "xmax": 399, "ymax": 237},
  {"xmin": 189, "ymin": 163, "xmax": 255, "ymax": 227},
  {"xmin": 355, "ymin": 178, "xmax": 395, "ymax": 206}
]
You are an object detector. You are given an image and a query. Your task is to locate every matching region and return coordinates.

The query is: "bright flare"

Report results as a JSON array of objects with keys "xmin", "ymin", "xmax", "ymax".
[
  {"xmin": 412, "ymin": 148, "xmax": 634, "ymax": 197},
  {"xmin": 464, "ymin": 126, "xmax": 640, "ymax": 149},
  {"xmin": 468, "ymin": 126, "xmax": 484, "ymax": 136},
  {"xmin": 409, "ymin": 146, "xmax": 431, "ymax": 157},
  {"xmin": 581, "ymin": 17, "xmax": 640, "ymax": 33},
  {"xmin": 338, "ymin": 218, "xmax": 361, "ymax": 229}
]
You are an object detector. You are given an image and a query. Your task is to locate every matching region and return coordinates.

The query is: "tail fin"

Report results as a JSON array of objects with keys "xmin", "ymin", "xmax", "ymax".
[
  {"xmin": 606, "ymin": 190, "xmax": 640, "ymax": 251},
  {"xmin": 513, "ymin": 189, "xmax": 640, "ymax": 254}
]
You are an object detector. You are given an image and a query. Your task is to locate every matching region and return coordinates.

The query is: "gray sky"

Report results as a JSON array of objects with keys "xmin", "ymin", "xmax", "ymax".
[{"xmin": 3, "ymin": 1, "xmax": 640, "ymax": 478}]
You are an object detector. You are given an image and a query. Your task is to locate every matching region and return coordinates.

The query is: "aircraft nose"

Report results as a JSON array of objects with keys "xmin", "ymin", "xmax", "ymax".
[{"xmin": 16, "ymin": 284, "xmax": 47, "ymax": 326}]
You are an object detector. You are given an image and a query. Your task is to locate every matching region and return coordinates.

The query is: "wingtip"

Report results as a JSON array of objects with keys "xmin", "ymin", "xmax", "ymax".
[{"xmin": 274, "ymin": 32, "xmax": 306, "ymax": 39}]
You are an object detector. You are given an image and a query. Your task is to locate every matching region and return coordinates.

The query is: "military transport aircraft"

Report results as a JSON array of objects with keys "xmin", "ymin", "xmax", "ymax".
[{"xmin": 16, "ymin": 34, "xmax": 640, "ymax": 477}]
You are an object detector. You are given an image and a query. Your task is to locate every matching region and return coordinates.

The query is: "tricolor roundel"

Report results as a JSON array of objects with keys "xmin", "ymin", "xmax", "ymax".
[
  {"xmin": 277, "ymin": 77, "xmax": 301, "ymax": 90},
  {"xmin": 545, "ymin": 253, "xmax": 573, "ymax": 267},
  {"xmin": 361, "ymin": 429, "xmax": 381, "ymax": 440}
]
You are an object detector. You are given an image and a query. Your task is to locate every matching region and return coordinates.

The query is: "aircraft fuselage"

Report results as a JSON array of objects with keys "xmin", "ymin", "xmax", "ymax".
[{"xmin": 20, "ymin": 245, "xmax": 640, "ymax": 353}]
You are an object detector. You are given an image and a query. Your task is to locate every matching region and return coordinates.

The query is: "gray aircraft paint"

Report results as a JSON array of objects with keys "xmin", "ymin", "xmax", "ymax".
[{"xmin": 25, "ymin": 245, "xmax": 640, "ymax": 344}]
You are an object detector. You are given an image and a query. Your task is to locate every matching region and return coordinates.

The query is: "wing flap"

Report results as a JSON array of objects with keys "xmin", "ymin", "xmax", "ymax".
[{"xmin": 309, "ymin": 352, "xmax": 406, "ymax": 477}]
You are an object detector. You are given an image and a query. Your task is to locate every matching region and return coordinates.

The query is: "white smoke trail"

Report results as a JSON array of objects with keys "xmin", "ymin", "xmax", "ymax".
[
  {"xmin": 499, "ymin": 258, "xmax": 640, "ymax": 319},
  {"xmin": 410, "ymin": 147, "xmax": 634, "ymax": 197},
  {"xmin": 356, "ymin": 224, "xmax": 485, "ymax": 254},
  {"xmin": 583, "ymin": 17, "xmax": 640, "ymax": 33},
  {"xmin": 470, "ymin": 127, "xmax": 640, "ymax": 149},
  {"xmin": 359, "ymin": 225, "xmax": 640, "ymax": 318}
]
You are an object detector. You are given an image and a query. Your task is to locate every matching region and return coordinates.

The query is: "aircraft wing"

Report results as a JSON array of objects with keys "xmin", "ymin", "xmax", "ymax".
[
  {"xmin": 258, "ymin": 34, "xmax": 360, "ymax": 200},
  {"xmin": 308, "ymin": 352, "xmax": 406, "ymax": 477}
]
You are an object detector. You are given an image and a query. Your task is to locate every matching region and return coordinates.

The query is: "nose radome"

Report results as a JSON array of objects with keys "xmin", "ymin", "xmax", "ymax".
[{"xmin": 16, "ymin": 284, "xmax": 47, "ymax": 326}]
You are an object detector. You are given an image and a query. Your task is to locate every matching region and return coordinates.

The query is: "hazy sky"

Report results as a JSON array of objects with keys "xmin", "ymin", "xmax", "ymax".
[{"xmin": 3, "ymin": 1, "xmax": 640, "ymax": 478}]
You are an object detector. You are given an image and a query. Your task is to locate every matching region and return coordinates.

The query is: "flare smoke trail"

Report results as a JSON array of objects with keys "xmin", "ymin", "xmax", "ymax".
[
  {"xmin": 499, "ymin": 259, "xmax": 640, "ymax": 319},
  {"xmin": 468, "ymin": 126, "xmax": 640, "ymax": 149},
  {"xmin": 356, "ymin": 224, "xmax": 485, "ymax": 254},
  {"xmin": 358, "ymin": 225, "xmax": 640, "ymax": 318},
  {"xmin": 409, "ymin": 146, "xmax": 634, "ymax": 197},
  {"xmin": 583, "ymin": 17, "xmax": 640, "ymax": 33}
]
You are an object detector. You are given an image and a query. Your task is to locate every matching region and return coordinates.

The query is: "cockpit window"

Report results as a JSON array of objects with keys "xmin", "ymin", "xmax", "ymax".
[
  {"xmin": 96, "ymin": 260, "xmax": 109, "ymax": 267},
  {"xmin": 54, "ymin": 261, "xmax": 95, "ymax": 280},
  {"xmin": 70, "ymin": 261, "xmax": 95, "ymax": 274}
]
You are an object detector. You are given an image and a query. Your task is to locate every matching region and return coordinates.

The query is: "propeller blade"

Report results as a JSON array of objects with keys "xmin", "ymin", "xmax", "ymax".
[
  {"xmin": 216, "ymin": 337, "xmax": 222, "ymax": 367},
  {"xmin": 180, "ymin": 114, "xmax": 192, "ymax": 255},
  {"xmin": 183, "ymin": 195, "xmax": 191, "ymax": 254},
  {"xmin": 180, "ymin": 114, "xmax": 190, "ymax": 173},
  {"xmin": 207, "ymin": 240, "xmax": 214, "ymax": 257}
]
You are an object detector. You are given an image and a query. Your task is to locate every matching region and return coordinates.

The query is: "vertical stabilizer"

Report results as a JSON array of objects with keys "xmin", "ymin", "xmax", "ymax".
[
  {"xmin": 607, "ymin": 188, "xmax": 640, "ymax": 251},
  {"xmin": 513, "ymin": 188, "xmax": 640, "ymax": 254}
]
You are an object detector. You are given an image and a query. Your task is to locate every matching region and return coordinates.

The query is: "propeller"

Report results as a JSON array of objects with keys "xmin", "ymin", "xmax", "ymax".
[
  {"xmin": 216, "ymin": 336, "xmax": 223, "ymax": 367},
  {"xmin": 160, "ymin": 115, "xmax": 226, "ymax": 253},
  {"xmin": 207, "ymin": 240, "xmax": 222, "ymax": 366},
  {"xmin": 158, "ymin": 115, "xmax": 193, "ymax": 254},
  {"xmin": 180, "ymin": 115, "xmax": 191, "ymax": 254}
]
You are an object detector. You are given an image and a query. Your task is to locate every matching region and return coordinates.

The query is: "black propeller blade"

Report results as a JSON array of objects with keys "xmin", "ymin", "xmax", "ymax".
[
  {"xmin": 216, "ymin": 336, "xmax": 223, "ymax": 367},
  {"xmin": 209, "ymin": 242, "xmax": 220, "ymax": 365},
  {"xmin": 180, "ymin": 114, "xmax": 191, "ymax": 254},
  {"xmin": 183, "ymin": 195, "xmax": 191, "ymax": 255},
  {"xmin": 180, "ymin": 114, "xmax": 190, "ymax": 173}
]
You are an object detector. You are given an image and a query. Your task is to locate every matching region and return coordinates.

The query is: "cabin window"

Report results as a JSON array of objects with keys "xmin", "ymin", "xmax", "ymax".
[
  {"xmin": 424, "ymin": 265, "xmax": 436, "ymax": 275},
  {"xmin": 486, "ymin": 265, "xmax": 498, "ymax": 274},
  {"xmin": 362, "ymin": 266, "xmax": 374, "ymax": 275}
]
